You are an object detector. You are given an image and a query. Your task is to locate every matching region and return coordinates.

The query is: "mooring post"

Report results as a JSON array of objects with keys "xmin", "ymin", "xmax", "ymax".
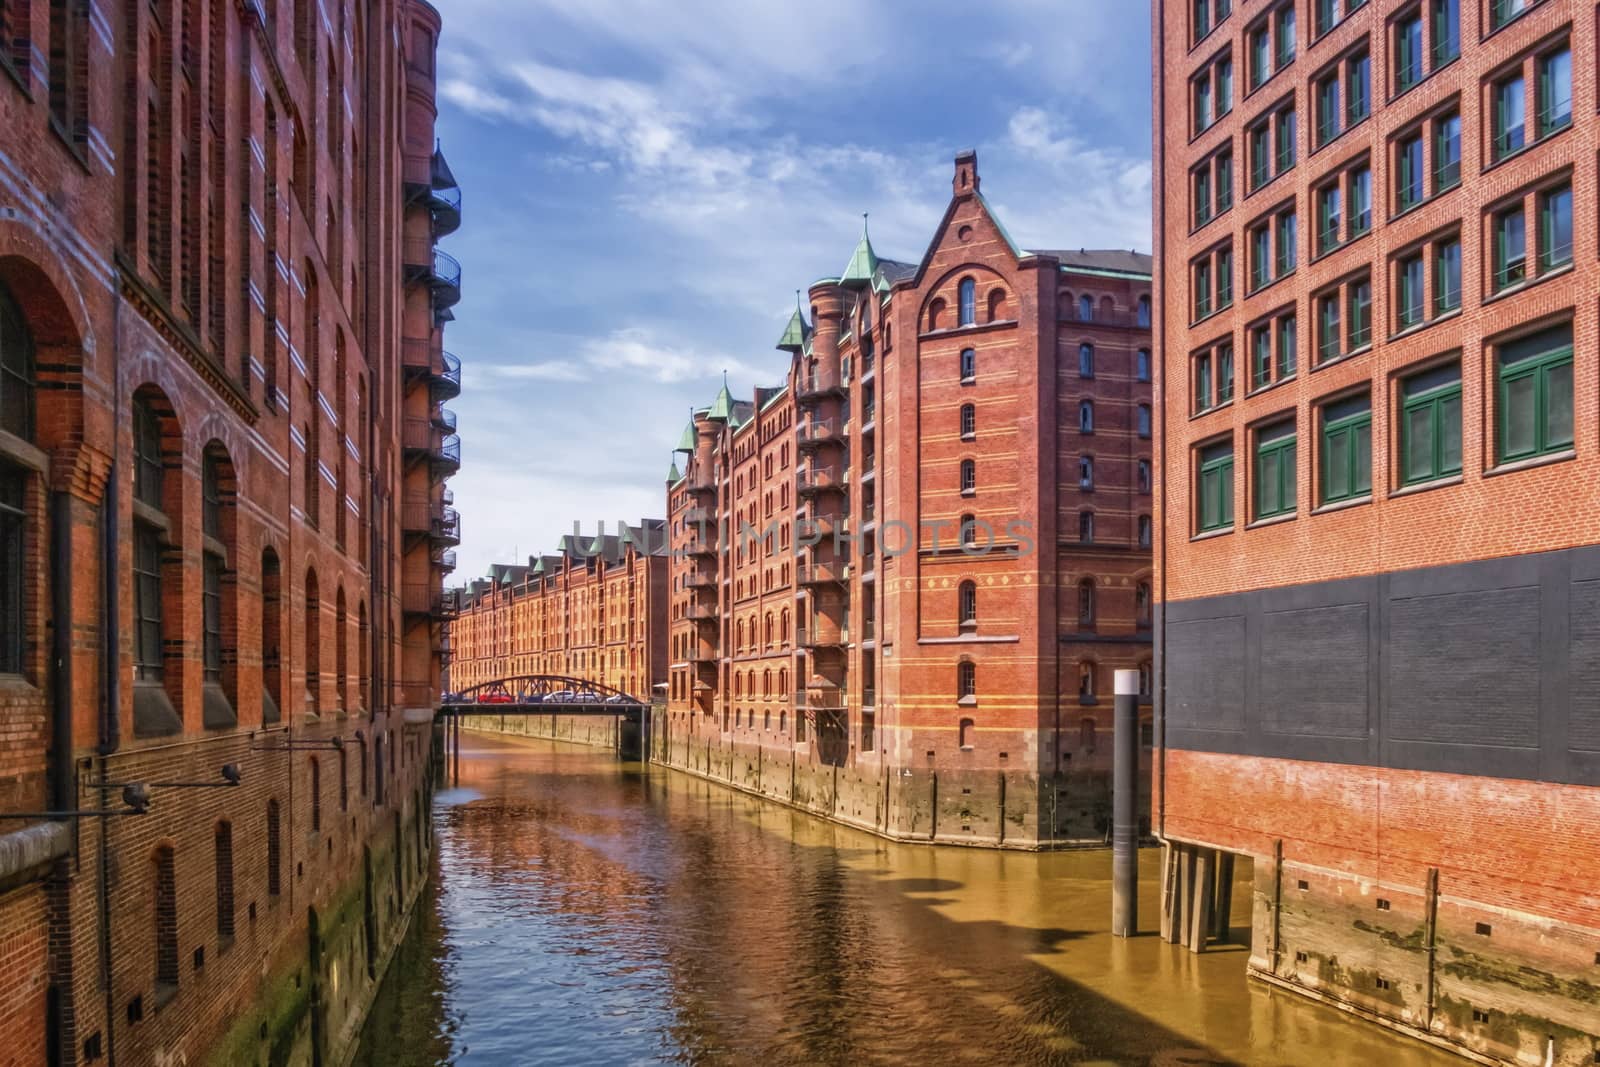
[
  {"xmin": 1112, "ymin": 668, "xmax": 1140, "ymax": 937},
  {"xmin": 452, "ymin": 715, "xmax": 461, "ymax": 786}
]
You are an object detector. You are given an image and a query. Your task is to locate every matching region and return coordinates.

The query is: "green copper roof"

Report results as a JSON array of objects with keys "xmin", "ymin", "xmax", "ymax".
[
  {"xmin": 777, "ymin": 297, "xmax": 812, "ymax": 352},
  {"xmin": 530, "ymin": 557, "xmax": 545, "ymax": 576},
  {"xmin": 708, "ymin": 374, "xmax": 735, "ymax": 421},
  {"xmin": 667, "ymin": 458, "xmax": 682, "ymax": 483},
  {"xmin": 840, "ymin": 215, "xmax": 878, "ymax": 287},
  {"xmin": 676, "ymin": 418, "xmax": 697, "ymax": 451}
]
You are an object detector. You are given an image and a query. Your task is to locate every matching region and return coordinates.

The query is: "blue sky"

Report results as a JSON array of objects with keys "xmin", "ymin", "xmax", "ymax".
[{"xmin": 434, "ymin": 0, "xmax": 1155, "ymax": 580}]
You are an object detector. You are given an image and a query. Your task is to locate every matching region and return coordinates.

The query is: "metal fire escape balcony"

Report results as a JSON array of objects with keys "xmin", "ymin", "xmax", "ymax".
[
  {"xmin": 403, "ymin": 239, "xmax": 462, "ymax": 315},
  {"xmin": 427, "ymin": 148, "xmax": 462, "ymax": 237},
  {"xmin": 682, "ymin": 506, "xmax": 714, "ymax": 526},
  {"xmin": 684, "ymin": 570, "xmax": 717, "ymax": 590},
  {"xmin": 796, "ymin": 419, "xmax": 844, "ymax": 450},
  {"xmin": 685, "ymin": 476, "xmax": 716, "ymax": 496},
  {"xmin": 796, "ymin": 467, "xmax": 846, "ymax": 497},
  {"xmin": 435, "ymin": 549, "xmax": 458, "ymax": 574},
  {"xmin": 796, "ymin": 376, "xmax": 846, "ymax": 403},
  {"xmin": 687, "ymin": 646, "xmax": 720, "ymax": 664},
  {"xmin": 401, "ymin": 582, "xmax": 455, "ymax": 619},
  {"xmin": 401, "ymin": 417, "xmax": 461, "ymax": 475},
  {"xmin": 796, "ymin": 514, "xmax": 842, "ymax": 541},
  {"xmin": 796, "ymin": 626, "xmax": 847, "ymax": 650},
  {"xmin": 432, "ymin": 406, "xmax": 457, "ymax": 433},
  {"xmin": 801, "ymin": 683, "xmax": 846, "ymax": 710},
  {"xmin": 433, "ymin": 506, "xmax": 461, "ymax": 546},
  {"xmin": 433, "ymin": 351, "xmax": 462, "ymax": 400},
  {"xmin": 796, "ymin": 560, "xmax": 846, "ymax": 586},
  {"xmin": 684, "ymin": 603, "xmax": 718, "ymax": 621},
  {"xmin": 684, "ymin": 536, "xmax": 716, "ymax": 558}
]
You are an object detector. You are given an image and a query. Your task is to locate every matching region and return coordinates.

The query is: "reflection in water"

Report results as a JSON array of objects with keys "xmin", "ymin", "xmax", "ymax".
[{"xmin": 355, "ymin": 734, "xmax": 1460, "ymax": 1066}]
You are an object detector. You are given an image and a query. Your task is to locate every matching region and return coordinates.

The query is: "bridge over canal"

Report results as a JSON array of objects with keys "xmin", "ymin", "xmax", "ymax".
[{"xmin": 436, "ymin": 675, "xmax": 653, "ymax": 781}]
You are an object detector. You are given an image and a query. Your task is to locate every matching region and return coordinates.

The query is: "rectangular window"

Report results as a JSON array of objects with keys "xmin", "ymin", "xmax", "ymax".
[
  {"xmin": 1317, "ymin": 292, "xmax": 1342, "ymax": 362},
  {"xmin": 203, "ymin": 554, "xmax": 223, "ymax": 683},
  {"xmin": 1396, "ymin": 11, "xmax": 1423, "ymax": 91},
  {"xmin": 1274, "ymin": 107, "xmax": 1296, "ymax": 173},
  {"xmin": 1217, "ymin": 341, "xmax": 1235, "ymax": 403},
  {"xmin": 1249, "ymin": 123, "xmax": 1271, "ymax": 189},
  {"xmin": 1347, "ymin": 51, "xmax": 1371, "ymax": 125},
  {"xmin": 1497, "ymin": 324, "xmax": 1573, "ymax": 463},
  {"xmin": 1255, "ymin": 420, "xmax": 1297, "ymax": 519},
  {"xmin": 1194, "ymin": 167, "xmax": 1213, "ymax": 226},
  {"xmin": 0, "ymin": 467, "xmax": 21, "ymax": 674},
  {"xmin": 1397, "ymin": 133, "xmax": 1424, "ymax": 211},
  {"xmin": 1194, "ymin": 0, "xmax": 1212, "ymax": 41},
  {"xmin": 134, "ymin": 524, "xmax": 164, "ymax": 682},
  {"xmin": 1401, "ymin": 362, "xmax": 1462, "ymax": 485},
  {"xmin": 1536, "ymin": 47, "xmax": 1570, "ymax": 137},
  {"xmin": 1276, "ymin": 313, "xmax": 1297, "ymax": 378},
  {"xmin": 1433, "ymin": 112, "xmax": 1461, "ymax": 191},
  {"xmin": 1249, "ymin": 26, "xmax": 1271, "ymax": 89},
  {"xmin": 1195, "ymin": 258, "xmax": 1213, "ymax": 318},
  {"xmin": 1348, "ymin": 277, "xmax": 1373, "ymax": 348},
  {"xmin": 1494, "ymin": 205, "xmax": 1526, "ymax": 290},
  {"xmin": 1349, "ymin": 165, "xmax": 1372, "ymax": 235},
  {"xmin": 1434, "ymin": 237, "xmax": 1462, "ymax": 314},
  {"xmin": 1216, "ymin": 246, "xmax": 1233, "ymax": 307},
  {"xmin": 1397, "ymin": 253, "xmax": 1425, "ymax": 328},
  {"xmin": 1275, "ymin": 5, "xmax": 1296, "ymax": 67},
  {"xmin": 1539, "ymin": 184, "xmax": 1573, "ymax": 272},
  {"xmin": 1316, "ymin": 183, "xmax": 1342, "ymax": 254},
  {"xmin": 1490, "ymin": 0, "xmax": 1530, "ymax": 29},
  {"xmin": 1215, "ymin": 150, "xmax": 1233, "ymax": 212},
  {"xmin": 1315, "ymin": 0, "xmax": 1338, "ymax": 36},
  {"xmin": 1195, "ymin": 353, "xmax": 1214, "ymax": 413},
  {"xmin": 1316, "ymin": 75, "xmax": 1340, "ymax": 146},
  {"xmin": 1252, "ymin": 324, "xmax": 1273, "ymax": 388},
  {"xmin": 1274, "ymin": 209, "xmax": 1296, "ymax": 277},
  {"xmin": 1431, "ymin": 0, "xmax": 1459, "ymax": 66},
  {"xmin": 1321, "ymin": 394, "xmax": 1372, "ymax": 504},
  {"xmin": 1198, "ymin": 441, "xmax": 1235, "ymax": 532},
  {"xmin": 1493, "ymin": 74, "xmax": 1525, "ymax": 159},
  {"xmin": 1251, "ymin": 224, "xmax": 1271, "ymax": 289},
  {"xmin": 1217, "ymin": 57, "xmax": 1234, "ymax": 115},
  {"xmin": 1194, "ymin": 76, "xmax": 1213, "ymax": 134}
]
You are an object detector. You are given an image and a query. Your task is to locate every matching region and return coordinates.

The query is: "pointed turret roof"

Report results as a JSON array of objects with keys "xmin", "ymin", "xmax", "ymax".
[
  {"xmin": 676, "ymin": 415, "xmax": 697, "ymax": 452},
  {"xmin": 708, "ymin": 372, "xmax": 735, "ymax": 421},
  {"xmin": 840, "ymin": 214, "xmax": 878, "ymax": 288},
  {"xmin": 777, "ymin": 292, "xmax": 812, "ymax": 352},
  {"xmin": 667, "ymin": 457, "xmax": 682, "ymax": 483}
]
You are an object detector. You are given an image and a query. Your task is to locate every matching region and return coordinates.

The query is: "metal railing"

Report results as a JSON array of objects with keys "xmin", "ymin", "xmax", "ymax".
[
  {"xmin": 434, "ymin": 351, "xmax": 462, "ymax": 397},
  {"xmin": 796, "ymin": 419, "xmax": 842, "ymax": 446},
  {"xmin": 796, "ymin": 468, "xmax": 843, "ymax": 493},
  {"xmin": 796, "ymin": 561, "xmax": 844, "ymax": 585},
  {"xmin": 433, "ymin": 407, "xmax": 457, "ymax": 433}
]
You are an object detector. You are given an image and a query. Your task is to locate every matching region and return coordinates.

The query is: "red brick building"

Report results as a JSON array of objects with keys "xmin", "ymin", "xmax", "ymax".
[
  {"xmin": 660, "ymin": 153, "xmax": 1155, "ymax": 847},
  {"xmin": 0, "ymin": 0, "xmax": 457, "ymax": 1062},
  {"xmin": 1153, "ymin": 0, "xmax": 1598, "ymax": 1061},
  {"xmin": 446, "ymin": 522, "xmax": 669, "ymax": 704}
]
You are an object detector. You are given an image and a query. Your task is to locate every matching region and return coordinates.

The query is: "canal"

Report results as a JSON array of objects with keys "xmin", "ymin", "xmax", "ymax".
[{"xmin": 353, "ymin": 732, "xmax": 1462, "ymax": 1066}]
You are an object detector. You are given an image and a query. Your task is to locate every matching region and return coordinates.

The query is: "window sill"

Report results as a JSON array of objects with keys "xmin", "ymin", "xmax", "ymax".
[
  {"xmin": 1309, "ymin": 113, "xmax": 1371, "ymax": 162},
  {"xmin": 1485, "ymin": 449, "xmax": 1575, "ymax": 480},
  {"xmin": 1189, "ymin": 303, "xmax": 1233, "ymax": 329},
  {"xmin": 0, "ymin": 428, "xmax": 48, "ymax": 473},
  {"xmin": 1190, "ymin": 525, "xmax": 1234, "ymax": 543},
  {"xmin": 1188, "ymin": 205, "xmax": 1233, "ymax": 238},
  {"xmin": 957, "ymin": 695, "xmax": 978, "ymax": 707},
  {"xmin": 1389, "ymin": 473, "xmax": 1463, "ymax": 500},
  {"xmin": 1243, "ymin": 60, "xmax": 1295, "ymax": 107},
  {"xmin": 1386, "ymin": 53, "xmax": 1456, "ymax": 109},
  {"xmin": 1244, "ymin": 165, "xmax": 1294, "ymax": 205},
  {"xmin": 1246, "ymin": 270, "xmax": 1294, "ymax": 301},
  {"xmin": 1312, "ymin": 495, "xmax": 1371, "ymax": 516},
  {"xmin": 960, "ymin": 488, "xmax": 976, "ymax": 498},
  {"xmin": 1483, "ymin": 121, "xmax": 1570, "ymax": 176},
  {"xmin": 1246, "ymin": 512, "xmax": 1297, "ymax": 530},
  {"xmin": 1483, "ymin": 261, "xmax": 1572, "ymax": 307},
  {"xmin": 1310, "ymin": 225, "xmax": 1372, "ymax": 265},
  {"xmin": 1387, "ymin": 307, "xmax": 1460, "ymax": 345},
  {"xmin": 1247, "ymin": 373, "xmax": 1297, "ymax": 400}
]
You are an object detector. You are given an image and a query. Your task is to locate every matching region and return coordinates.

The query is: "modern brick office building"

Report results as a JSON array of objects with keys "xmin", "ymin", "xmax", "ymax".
[
  {"xmin": 657, "ymin": 153, "xmax": 1155, "ymax": 847},
  {"xmin": 1154, "ymin": 0, "xmax": 1598, "ymax": 1061},
  {"xmin": 0, "ymin": 1, "xmax": 459, "ymax": 1062},
  {"xmin": 446, "ymin": 522, "xmax": 669, "ymax": 707}
]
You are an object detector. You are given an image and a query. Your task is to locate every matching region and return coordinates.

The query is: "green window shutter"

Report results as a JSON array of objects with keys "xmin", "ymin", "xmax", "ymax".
[
  {"xmin": 1321, "ymin": 396, "xmax": 1372, "ymax": 504},
  {"xmin": 1496, "ymin": 327, "xmax": 1572, "ymax": 463},
  {"xmin": 1255, "ymin": 422, "xmax": 1297, "ymax": 519},
  {"xmin": 1198, "ymin": 442, "xmax": 1236, "ymax": 532},
  {"xmin": 1401, "ymin": 364, "xmax": 1463, "ymax": 485}
]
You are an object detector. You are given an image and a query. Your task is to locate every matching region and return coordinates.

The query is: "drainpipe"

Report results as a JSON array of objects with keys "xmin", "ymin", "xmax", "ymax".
[
  {"xmin": 1153, "ymin": 0, "xmax": 1170, "ymax": 843},
  {"xmin": 49, "ymin": 490, "xmax": 72, "ymax": 815},
  {"xmin": 98, "ymin": 289, "xmax": 126, "ymax": 1065}
]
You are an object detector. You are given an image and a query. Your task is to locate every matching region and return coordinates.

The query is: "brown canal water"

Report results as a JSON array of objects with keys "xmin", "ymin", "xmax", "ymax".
[{"xmin": 352, "ymin": 732, "xmax": 1462, "ymax": 1066}]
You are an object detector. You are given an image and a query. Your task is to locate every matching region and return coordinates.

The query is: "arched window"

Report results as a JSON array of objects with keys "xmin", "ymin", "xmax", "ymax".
[
  {"xmin": 959, "ymin": 580, "xmax": 977, "ymax": 628},
  {"xmin": 764, "ymin": 613, "xmax": 774, "ymax": 647},
  {"xmin": 958, "ymin": 277, "xmax": 976, "ymax": 325},
  {"xmin": 1078, "ymin": 578, "xmax": 1096, "ymax": 627},
  {"xmin": 928, "ymin": 298, "xmax": 946, "ymax": 331},
  {"xmin": 1079, "ymin": 399, "xmax": 1095, "ymax": 433},
  {"xmin": 960, "ymin": 459, "xmax": 976, "ymax": 493},
  {"xmin": 1137, "ymin": 404, "xmax": 1152, "ymax": 438},
  {"xmin": 133, "ymin": 388, "xmax": 181, "ymax": 737},
  {"xmin": 780, "ymin": 608, "xmax": 790, "ymax": 642},
  {"xmin": 779, "ymin": 666, "xmax": 788, "ymax": 697},
  {"xmin": 215, "ymin": 822, "xmax": 235, "ymax": 943},
  {"xmin": 1139, "ymin": 514, "xmax": 1153, "ymax": 547},
  {"xmin": 959, "ymin": 513, "xmax": 978, "ymax": 546},
  {"xmin": 335, "ymin": 587, "xmax": 348, "ymax": 711},
  {"xmin": 310, "ymin": 756, "xmax": 322, "ymax": 831},
  {"xmin": 1136, "ymin": 581, "xmax": 1153, "ymax": 628},
  {"xmin": 1139, "ymin": 661, "xmax": 1153, "ymax": 697},
  {"xmin": 987, "ymin": 288, "xmax": 1006, "ymax": 322},
  {"xmin": 960, "ymin": 403, "xmax": 976, "ymax": 439},
  {"xmin": 1079, "ymin": 511, "xmax": 1095, "ymax": 544},
  {"xmin": 0, "ymin": 284, "xmax": 34, "ymax": 675},
  {"xmin": 153, "ymin": 845, "xmax": 179, "ymax": 996},
  {"xmin": 1079, "ymin": 295, "xmax": 1094, "ymax": 321},
  {"xmin": 735, "ymin": 617, "xmax": 745, "ymax": 651},
  {"xmin": 1079, "ymin": 455, "xmax": 1094, "ymax": 490},
  {"xmin": 1137, "ymin": 348, "xmax": 1152, "ymax": 381},
  {"xmin": 201, "ymin": 444, "xmax": 237, "ymax": 728},
  {"xmin": 957, "ymin": 661, "xmax": 977, "ymax": 702},
  {"xmin": 266, "ymin": 799, "xmax": 282, "ymax": 895},
  {"xmin": 1138, "ymin": 459, "xmax": 1152, "ymax": 493},
  {"xmin": 780, "ymin": 710, "xmax": 788, "ymax": 733},
  {"xmin": 303, "ymin": 420, "xmax": 318, "ymax": 526},
  {"xmin": 959, "ymin": 717, "xmax": 976, "ymax": 749},
  {"xmin": 1079, "ymin": 663, "xmax": 1098, "ymax": 700},
  {"xmin": 763, "ymin": 669, "xmax": 772, "ymax": 698},
  {"xmin": 1079, "ymin": 343, "xmax": 1095, "ymax": 378},
  {"xmin": 1138, "ymin": 295, "xmax": 1152, "ymax": 327},
  {"xmin": 305, "ymin": 569, "xmax": 321, "ymax": 715},
  {"xmin": 960, "ymin": 347, "xmax": 976, "ymax": 381}
]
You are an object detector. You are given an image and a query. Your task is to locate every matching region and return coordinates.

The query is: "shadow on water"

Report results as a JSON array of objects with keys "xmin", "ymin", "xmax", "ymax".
[{"xmin": 356, "ymin": 734, "xmax": 1463, "ymax": 1067}]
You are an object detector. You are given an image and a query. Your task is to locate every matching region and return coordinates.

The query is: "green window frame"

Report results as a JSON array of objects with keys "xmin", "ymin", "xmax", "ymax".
[
  {"xmin": 1400, "ymin": 363, "xmax": 1462, "ymax": 486},
  {"xmin": 1317, "ymin": 292, "xmax": 1342, "ymax": 363},
  {"xmin": 1251, "ymin": 326, "xmax": 1272, "ymax": 389},
  {"xmin": 1348, "ymin": 166, "xmax": 1372, "ymax": 235},
  {"xmin": 1315, "ymin": 0, "xmax": 1337, "ymax": 36},
  {"xmin": 1316, "ymin": 76, "xmax": 1340, "ymax": 146},
  {"xmin": 1493, "ymin": 75, "xmax": 1525, "ymax": 159},
  {"xmin": 1255, "ymin": 421, "xmax": 1297, "ymax": 519},
  {"xmin": 1434, "ymin": 238, "xmax": 1461, "ymax": 314},
  {"xmin": 1276, "ymin": 314, "xmax": 1297, "ymax": 378},
  {"xmin": 1316, "ymin": 182, "xmax": 1342, "ymax": 254},
  {"xmin": 1536, "ymin": 46, "xmax": 1571, "ymax": 138},
  {"xmin": 1194, "ymin": 167, "xmax": 1212, "ymax": 226},
  {"xmin": 1195, "ymin": 353, "xmax": 1213, "ymax": 413},
  {"xmin": 1216, "ymin": 58, "xmax": 1233, "ymax": 116},
  {"xmin": 1194, "ymin": 0, "xmax": 1212, "ymax": 41},
  {"xmin": 1249, "ymin": 124, "xmax": 1271, "ymax": 189},
  {"xmin": 1215, "ymin": 152, "xmax": 1233, "ymax": 212},
  {"xmin": 1274, "ymin": 108, "xmax": 1296, "ymax": 173},
  {"xmin": 1320, "ymin": 394, "xmax": 1372, "ymax": 504},
  {"xmin": 1217, "ymin": 342, "xmax": 1235, "ymax": 403},
  {"xmin": 1250, "ymin": 225, "xmax": 1270, "ymax": 289},
  {"xmin": 1346, "ymin": 52, "xmax": 1371, "ymax": 124},
  {"xmin": 1348, "ymin": 277, "xmax": 1372, "ymax": 348},
  {"xmin": 1431, "ymin": 0, "xmax": 1459, "ymax": 66},
  {"xmin": 1396, "ymin": 133, "xmax": 1424, "ymax": 211},
  {"xmin": 1194, "ymin": 259, "xmax": 1213, "ymax": 318},
  {"xmin": 1490, "ymin": 0, "xmax": 1529, "ymax": 30},
  {"xmin": 1538, "ymin": 184, "xmax": 1572, "ymax": 272},
  {"xmin": 1249, "ymin": 26, "xmax": 1271, "ymax": 89},
  {"xmin": 1216, "ymin": 246, "xmax": 1233, "ymax": 307},
  {"xmin": 1496, "ymin": 326, "xmax": 1573, "ymax": 464},
  {"xmin": 1198, "ymin": 441, "xmax": 1235, "ymax": 532},
  {"xmin": 1275, "ymin": 5, "xmax": 1295, "ymax": 68},
  {"xmin": 1493, "ymin": 206, "xmax": 1526, "ymax": 291},
  {"xmin": 1274, "ymin": 210, "xmax": 1296, "ymax": 277},
  {"xmin": 1397, "ymin": 253, "xmax": 1425, "ymax": 329},
  {"xmin": 1395, "ymin": 12, "xmax": 1423, "ymax": 91},
  {"xmin": 1432, "ymin": 113, "xmax": 1461, "ymax": 191}
]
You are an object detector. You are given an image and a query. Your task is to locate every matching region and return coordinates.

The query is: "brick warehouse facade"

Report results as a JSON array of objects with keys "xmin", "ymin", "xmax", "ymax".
[
  {"xmin": 648, "ymin": 153, "xmax": 1156, "ymax": 849},
  {"xmin": 0, "ymin": 1, "xmax": 459, "ymax": 1064},
  {"xmin": 445, "ymin": 521, "xmax": 669, "ymax": 715},
  {"xmin": 1153, "ymin": 0, "xmax": 1598, "ymax": 1063}
]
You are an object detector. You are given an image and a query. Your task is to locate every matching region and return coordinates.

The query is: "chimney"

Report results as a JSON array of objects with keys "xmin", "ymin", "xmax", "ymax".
[{"xmin": 953, "ymin": 149, "xmax": 979, "ymax": 197}]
